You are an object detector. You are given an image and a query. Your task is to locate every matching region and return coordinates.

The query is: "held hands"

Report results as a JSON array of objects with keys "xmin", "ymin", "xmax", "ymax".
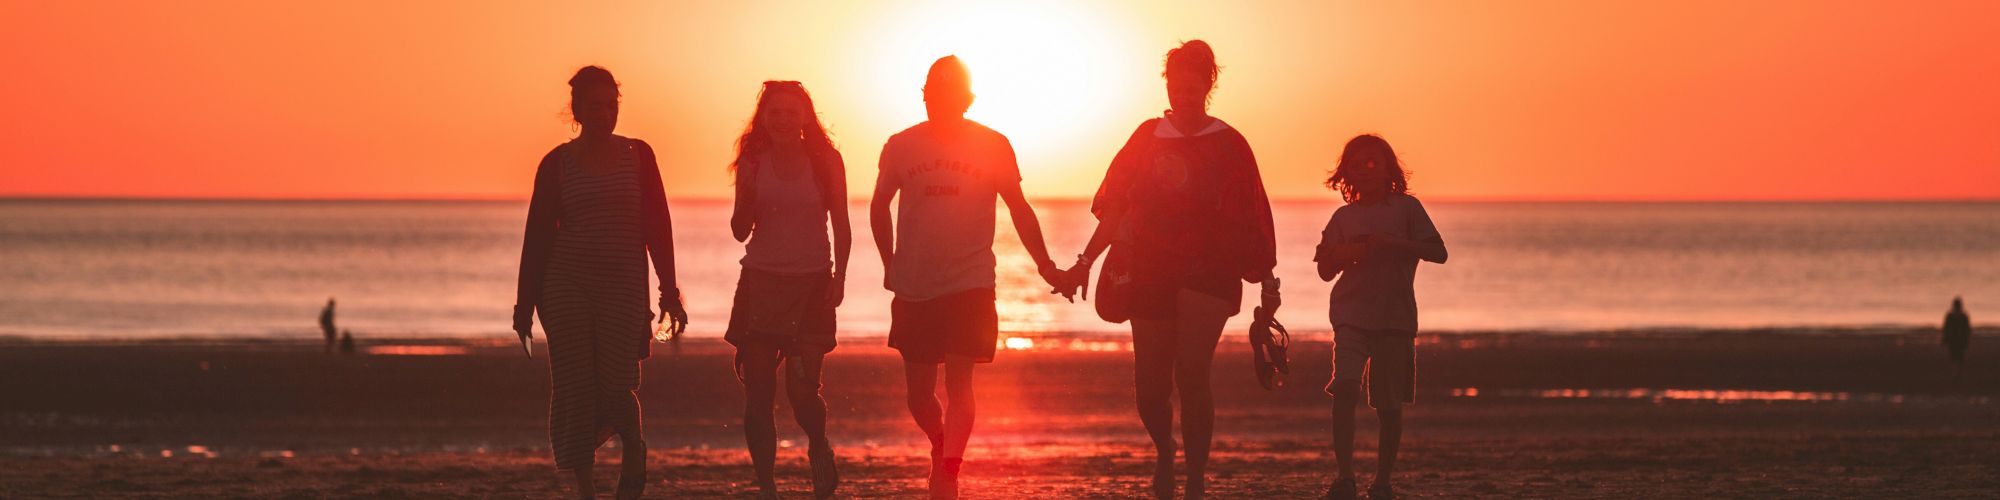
[
  {"xmin": 1036, "ymin": 259, "xmax": 1074, "ymax": 302},
  {"xmin": 1060, "ymin": 254, "xmax": 1095, "ymax": 301}
]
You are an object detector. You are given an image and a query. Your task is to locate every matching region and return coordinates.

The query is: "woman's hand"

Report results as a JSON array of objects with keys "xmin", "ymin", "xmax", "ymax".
[
  {"xmin": 656, "ymin": 294, "xmax": 688, "ymax": 341},
  {"xmin": 1258, "ymin": 277, "xmax": 1282, "ymax": 316},
  {"xmin": 827, "ymin": 272, "xmax": 846, "ymax": 308},
  {"xmin": 1058, "ymin": 254, "xmax": 1094, "ymax": 301}
]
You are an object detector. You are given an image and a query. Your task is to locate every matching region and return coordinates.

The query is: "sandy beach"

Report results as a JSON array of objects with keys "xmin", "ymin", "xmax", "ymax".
[{"xmin": 1, "ymin": 329, "xmax": 1995, "ymax": 498}]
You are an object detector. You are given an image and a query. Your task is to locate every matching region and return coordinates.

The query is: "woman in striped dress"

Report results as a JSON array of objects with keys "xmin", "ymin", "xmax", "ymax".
[{"xmin": 515, "ymin": 66, "xmax": 688, "ymax": 500}]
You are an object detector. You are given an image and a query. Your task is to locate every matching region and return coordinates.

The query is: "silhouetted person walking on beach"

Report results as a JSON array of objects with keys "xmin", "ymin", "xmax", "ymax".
[
  {"xmin": 725, "ymin": 80, "xmax": 849, "ymax": 499},
  {"xmin": 871, "ymin": 55, "xmax": 1066, "ymax": 500},
  {"xmin": 1058, "ymin": 40, "xmax": 1279, "ymax": 500},
  {"xmin": 338, "ymin": 329, "xmax": 355, "ymax": 355},
  {"xmin": 514, "ymin": 66, "xmax": 687, "ymax": 500},
  {"xmin": 1945, "ymin": 297, "xmax": 1971, "ymax": 381},
  {"xmin": 1315, "ymin": 135, "xmax": 1447, "ymax": 500},
  {"xmin": 320, "ymin": 298, "xmax": 336, "ymax": 353}
]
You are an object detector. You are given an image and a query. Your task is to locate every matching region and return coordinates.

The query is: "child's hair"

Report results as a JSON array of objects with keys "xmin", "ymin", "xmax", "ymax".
[{"xmin": 1324, "ymin": 134, "xmax": 1409, "ymax": 203}]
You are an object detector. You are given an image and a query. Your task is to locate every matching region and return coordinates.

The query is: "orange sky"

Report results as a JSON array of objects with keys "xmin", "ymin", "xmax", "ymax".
[{"xmin": 2, "ymin": 1, "xmax": 1995, "ymax": 201}]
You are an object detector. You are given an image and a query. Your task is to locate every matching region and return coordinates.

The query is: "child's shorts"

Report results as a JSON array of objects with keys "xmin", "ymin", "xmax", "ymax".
[{"xmin": 1329, "ymin": 326, "xmax": 1416, "ymax": 409}]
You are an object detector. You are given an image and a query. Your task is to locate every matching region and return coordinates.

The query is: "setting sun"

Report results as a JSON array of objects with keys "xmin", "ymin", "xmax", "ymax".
[{"xmin": 852, "ymin": 2, "xmax": 1150, "ymax": 187}]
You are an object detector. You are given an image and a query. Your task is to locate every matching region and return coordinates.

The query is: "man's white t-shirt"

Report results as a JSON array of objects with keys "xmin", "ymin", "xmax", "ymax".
[{"xmin": 876, "ymin": 120, "xmax": 1021, "ymax": 301}]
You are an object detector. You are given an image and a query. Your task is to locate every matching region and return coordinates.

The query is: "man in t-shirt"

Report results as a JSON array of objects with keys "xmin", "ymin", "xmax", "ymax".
[{"xmin": 870, "ymin": 55, "xmax": 1065, "ymax": 500}]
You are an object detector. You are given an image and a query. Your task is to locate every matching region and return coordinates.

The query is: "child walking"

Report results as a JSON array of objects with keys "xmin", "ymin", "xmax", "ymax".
[{"xmin": 1314, "ymin": 134, "xmax": 1447, "ymax": 500}]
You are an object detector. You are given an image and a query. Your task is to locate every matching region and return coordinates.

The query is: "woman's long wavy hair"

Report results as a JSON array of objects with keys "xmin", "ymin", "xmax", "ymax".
[
  {"xmin": 730, "ymin": 81, "xmax": 838, "ymax": 188},
  {"xmin": 1325, "ymin": 134, "xmax": 1410, "ymax": 203}
]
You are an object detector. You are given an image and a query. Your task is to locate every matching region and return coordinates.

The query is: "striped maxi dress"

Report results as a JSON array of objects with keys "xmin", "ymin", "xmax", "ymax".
[{"xmin": 514, "ymin": 135, "xmax": 679, "ymax": 470}]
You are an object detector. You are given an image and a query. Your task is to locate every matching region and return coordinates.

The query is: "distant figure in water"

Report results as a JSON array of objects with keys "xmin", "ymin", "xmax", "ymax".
[
  {"xmin": 319, "ymin": 298, "xmax": 337, "ymax": 353},
  {"xmin": 514, "ymin": 65, "xmax": 687, "ymax": 500},
  {"xmin": 871, "ymin": 55, "xmax": 1066, "ymax": 500},
  {"xmin": 1315, "ymin": 134, "xmax": 1447, "ymax": 500},
  {"xmin": 1059, "ymin": 40, "xmax": 1279, "ymax": 500},
  {"xmin": 338, "ymin": 329, "xmax": 355, "ymax": 355},
  {"xmin": 724, "ymin": 80, "xmax": 849, "ymax": 499},
  {"xmin": 1944, "ymin": 297, "xmax": 1971, "ymax": 381}
]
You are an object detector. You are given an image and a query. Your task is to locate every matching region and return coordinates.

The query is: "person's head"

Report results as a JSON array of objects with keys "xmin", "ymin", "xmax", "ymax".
[
  {"xmin": 1325, "ymin": 134, "xmax": 1409, "ymax": 203},
  {"xmin": 1163, "ymin": 40, "xmax": 1219, "ymax": 117},
  {"xmin": 567, "ymin": 66, "xmax": 620, "ymax": 135},
  {"xmin": 923, "ymin": 55, "xmax": 974, "ymax": 121},
  {"xmin": 1954, "ymin": 296, "xmax": 1964, "ymax": 310},
  {"xmin": 732, "ymin": 81, "xmax": 838, "ymax": 180}
]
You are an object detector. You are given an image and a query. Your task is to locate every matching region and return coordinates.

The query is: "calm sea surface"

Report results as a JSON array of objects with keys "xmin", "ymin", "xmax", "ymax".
[{"xmin": 0, "ymin": 199, "xmax": 1993, "ymax": 339}]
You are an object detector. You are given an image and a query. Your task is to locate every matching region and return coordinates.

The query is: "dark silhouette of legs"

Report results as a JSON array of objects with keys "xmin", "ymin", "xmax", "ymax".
[
  {"xmin": 1128, "ymin": 290, "xmax": 1230, "ymax": 499},
  {"xmin": 904, "ymin": 355, "xmax": 975, "ymax": 499},
  {"xmin": 1330, "ymin": 380, "xmax": 1361, "ymax": 483},
  {"xmin": 1131, "ymin": 319, "xmax": 1178, "ymax": 499},
  {"xmin": 740, "ymin": 348, "xmax": 782, "ymax": 496},
  {"xmin": 784, "ymin": 353, "xmax": 838, "ymax": 498},
  {"xmin": 1376, "ymin": 404, "xmax": 1402, "ymax": 487},
  {"xmin": 1172, "ymin": 293, "xmax": 1229, "ymax": 500}
]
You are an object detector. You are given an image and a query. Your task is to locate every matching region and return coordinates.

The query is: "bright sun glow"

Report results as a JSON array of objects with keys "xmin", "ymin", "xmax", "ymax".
[{"xmin": 855, "ymin": 2, "xmax": 1150, "ymax": 183}]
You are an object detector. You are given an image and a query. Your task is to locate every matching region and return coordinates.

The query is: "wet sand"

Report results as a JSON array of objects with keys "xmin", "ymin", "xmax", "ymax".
[{"xmin": 1, "ymin": 330, "xmax": 1995, "ymax": 498}]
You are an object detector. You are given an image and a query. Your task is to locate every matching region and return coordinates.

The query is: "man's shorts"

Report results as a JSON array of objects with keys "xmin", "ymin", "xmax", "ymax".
[{"xmin": 888, "ymin": 287, "xmax": 998, "ymax": 364}]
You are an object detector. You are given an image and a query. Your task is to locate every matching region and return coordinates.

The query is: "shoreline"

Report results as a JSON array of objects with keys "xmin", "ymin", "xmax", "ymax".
[
  {"xmin": 1, "ymin": 330, "xmax": 1994, "ymax": 497},
  {"xmin": 2, "ymin": 324, "xmax": 1988, "ymax": 347}
]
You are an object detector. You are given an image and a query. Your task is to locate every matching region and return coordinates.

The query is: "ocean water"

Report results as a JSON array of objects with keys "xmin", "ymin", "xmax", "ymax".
[{"xmin": 0, "ymin": 199, "xmax": 1993, "ymax": 340}]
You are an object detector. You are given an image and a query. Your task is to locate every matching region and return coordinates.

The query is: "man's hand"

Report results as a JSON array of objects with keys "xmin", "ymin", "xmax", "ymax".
[{"xmin": 1037, "ymin": 260, "xmax": 1073, "ymax": 302}]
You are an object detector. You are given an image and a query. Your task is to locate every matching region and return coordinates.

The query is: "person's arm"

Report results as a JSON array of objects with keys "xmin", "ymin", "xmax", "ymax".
[
  {"xmin": 1234, "ymin": 134, "xmax": 1279, "ymax": 285},
  {"xmin": 1366, "ymin": 198, "xmax": 1448, "ymax": 264},
  {"xmin": 825, "ymin": 151, "xmax": 853, "ymax": 306},
  {"xmin": 870, "ymin": 143, "xmax": 900, "ymax": 291},
  {"xmin": 1000, "ymin": 183, "xmax": 1062, "ymax": 287},
  {"xmin": 1369, "ymin": 235, "xmax": 1447, "ymax": 263},
  {"xmin": 514, "ymin": 149, "xmax": 564, "ymax": 336},
  {"xmin": 637, "ymin": 141, "xmax": 686, "ymax": 332},
  {"xmin": 730, "ymin": 158, "xmax": 756, "ymax": 242},
  {"xmin": 1063, "ymin": 121, "xmax": 1155, "ymax": 298}
]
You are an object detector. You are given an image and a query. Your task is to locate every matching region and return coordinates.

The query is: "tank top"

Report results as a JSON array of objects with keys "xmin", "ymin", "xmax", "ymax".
[{"xmin": 740, "ymin": 152, "xmax": 832, "ymax": 275}]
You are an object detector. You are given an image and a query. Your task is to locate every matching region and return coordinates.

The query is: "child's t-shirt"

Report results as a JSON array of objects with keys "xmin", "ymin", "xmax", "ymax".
[
  {"xmin": 1317, "ymin": 194, "xmax": 1440, "ymax": 333},
  {"xmin": 875, "ymin": 120, "xmax": 1022, "ymax": 301}
]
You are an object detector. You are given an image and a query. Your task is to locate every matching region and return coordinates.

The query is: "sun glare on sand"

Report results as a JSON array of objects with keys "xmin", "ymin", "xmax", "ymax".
[{"xmin": 855, "ymin": 2, "xmax": 1148, "ymax": 179}]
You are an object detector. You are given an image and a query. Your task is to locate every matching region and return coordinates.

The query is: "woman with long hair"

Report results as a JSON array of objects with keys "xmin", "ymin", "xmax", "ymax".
[
  {"xmin": 725, "ymin": 80, "xmax": 850, "ymax": 499},
  {"xmin": 514, "ymin": 65, "xmax": 688, "ymax": 500},
  {"xmin": 1060, "ymin": 40, "xmax": 1279, "ymax": 499}
]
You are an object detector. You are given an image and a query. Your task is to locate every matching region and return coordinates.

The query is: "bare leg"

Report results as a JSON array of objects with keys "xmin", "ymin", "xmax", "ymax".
[
  {"xmin": 1376, "ymin": 405, "xmax": 1403, "ymax": 485},
  {"xmin": 1173, "ymin": 292, "xmax": 1230, "ymax": 500},
  {"xmin": 786, "ymin": 353, "xmax": 831, "ymax": 446},
  {"xmin": 938, "ymin": 355, "xmax": 977, "ymax": 499},
  {"xmin": 1130, "ymin": 319, "xmax": 1179, "ymax": 499},
  {"xmin": 904, "ymin": 361, "xmax": 945, "ymax": 495},
  {"xmin": 786, "ymin": 353, "xmax": 839, "ymax": 498},
  {"xmin": 571, "ymin": 467, "xmax": 594, "ymax": 500},
  {"xmin": 740, "ymin": 349, "xmax": 781, "ymax": 495},
  {"xmin": 904, "ymin": 362, "xmax": 945, "ymax": 452},
  {"xmin": 1329, "ymin": 381, "xmax": 1362, "ymax": 483},
  {"xmin": 611, "ymin": 391, "xmax": 646, "ymax": 500}
]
